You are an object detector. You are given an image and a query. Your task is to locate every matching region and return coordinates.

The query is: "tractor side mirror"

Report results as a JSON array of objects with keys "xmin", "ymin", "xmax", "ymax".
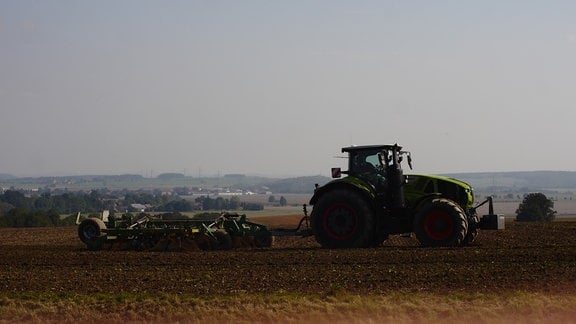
[{"xmin": 331, "ymin": 168, "xmax": 342, "ymax": 178}]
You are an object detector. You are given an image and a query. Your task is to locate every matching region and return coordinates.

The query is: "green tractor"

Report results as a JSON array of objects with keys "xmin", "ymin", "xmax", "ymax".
[{"xmin": 309, "ymin": 144, "xmax": 504, "ymax": 248}]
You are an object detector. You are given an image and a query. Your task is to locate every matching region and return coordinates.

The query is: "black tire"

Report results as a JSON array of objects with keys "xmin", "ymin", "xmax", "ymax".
[
  {"xmin": 78, "ymin": 218, "xmax": 106, "ymax": 244},
  {"xmin": 413, "ymin": 198, "xmax": 468, "ymax": 247},
  {"xmin": 254, "ymin": 233, "xmax": 274, "ymax": 248},
  {"xmin": 311, "ymin": 189, "xmax": 375, "ymax": 248},
  {"xmin": 211, "ymin": 230, "xmax": 233, "ymax": 250},
  {"xmin": 462, "ymin": 213, "xmax": 479, "ymax": 246},
  {"xmin": 462, "ymin": 228, "xmax": 478, "ymax": 246}
]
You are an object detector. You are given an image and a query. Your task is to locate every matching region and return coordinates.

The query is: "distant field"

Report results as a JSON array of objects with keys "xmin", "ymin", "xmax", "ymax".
[
  {"xmin": 207, "ymin": 194, "xmax": 576, "ymax": 219},
  {"xmin": 491, "ymin": 199, "xmax": 576, "ymax": 218},
  {"xmin": 237, "ymin": 193, "xmax": 311, "ymax": 205}
]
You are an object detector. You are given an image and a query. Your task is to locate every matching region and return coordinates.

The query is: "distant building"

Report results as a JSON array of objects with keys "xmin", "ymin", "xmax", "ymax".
[{"xmin": 130, "ymin": 203, "xmax": 148, "ymax": 212}]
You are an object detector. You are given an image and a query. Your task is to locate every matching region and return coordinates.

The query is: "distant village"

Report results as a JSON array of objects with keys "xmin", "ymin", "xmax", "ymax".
[{"xmin": 0, "ymin": 173, "xmax": 308, "ymax": 217}]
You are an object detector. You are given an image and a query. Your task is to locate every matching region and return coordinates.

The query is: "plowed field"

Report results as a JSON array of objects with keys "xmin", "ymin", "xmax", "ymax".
[
  {"xmin": 3, "ymin": 216, "xmax": 575, "ymax": 295},
  {"xmin": 1, "ymin": 216, "xmax": 575, "ymax": 323}
]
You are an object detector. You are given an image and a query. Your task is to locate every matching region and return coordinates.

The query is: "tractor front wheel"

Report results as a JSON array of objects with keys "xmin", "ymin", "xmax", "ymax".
[
  {"xmin": 413, "ymin": 198, "xmax": 468, "ymax": 247},
  {"xmin": 311, "ymin": 189, "xmax": 375, "ymax": 248}
]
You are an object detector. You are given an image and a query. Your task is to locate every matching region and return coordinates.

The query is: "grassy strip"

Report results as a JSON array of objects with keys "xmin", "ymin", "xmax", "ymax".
[{"xmin": 1, "ymin": 291, "xmax": 576, "ymax": 323}]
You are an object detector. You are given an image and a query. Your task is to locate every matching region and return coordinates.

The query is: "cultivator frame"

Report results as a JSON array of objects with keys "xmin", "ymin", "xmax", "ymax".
[{"xmin": 77, "ymin": 211, "xmax": 273, "ymax": 251}]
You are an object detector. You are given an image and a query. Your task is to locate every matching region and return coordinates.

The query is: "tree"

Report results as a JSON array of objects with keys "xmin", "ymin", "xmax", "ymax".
[
  {"xmin": 1, "ymin": 190, "xmax": 30, "ymax": 209},
  {"xmin": 516, "ymin": 193, "xmax": 556, "ymax": 222},
  {"xmin": 268, "ymin": 195, "xmax": 276, "ymax": 203},
  {"xmin": 279, "ymin": 196, "xmax": 287, "ymax": 207},
  {"xmin": 229, "ymin": 196, "xmax": 240, "ymax": 210},
  {"xmin": 160, "ymin": 199, "xmax": 193, "ymax": 212},
  {"xmin": 0, "ymin": 208, "xmax": 62, "ymax": 227},
  {"xmin": 242, "ymin": 202, "xmax": 264, "ymax": 211},
  {"xmin": 214, "ymin": 197, "xmax": 226, "ymax": 210}
]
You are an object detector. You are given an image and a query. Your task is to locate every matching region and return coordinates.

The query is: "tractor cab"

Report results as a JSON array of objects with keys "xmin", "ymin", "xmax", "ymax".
[
  {"xmin": 334, "ymin": 144, "xmax": 411, "ymax": 179},
  {"xmin": 332, "ymin": 144, "xmax": 411, "ymax": 209},
  {"xmin": 343, "ymin": 146, "xmax": 387, "ymax": 189}
]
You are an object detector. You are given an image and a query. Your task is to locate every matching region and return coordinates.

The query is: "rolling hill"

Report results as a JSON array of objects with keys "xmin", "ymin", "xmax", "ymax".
[{"xmin": 2, "ymin": 171, "xmax": 576, "ymax": 193}]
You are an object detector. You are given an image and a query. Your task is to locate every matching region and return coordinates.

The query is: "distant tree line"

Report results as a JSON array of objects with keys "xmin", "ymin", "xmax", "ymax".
[
  {"xmin": 0, "ymin": 208, "xmax": 76, "ymax": 227},
  {"xmin": 0, "ymin": 190, "xmax": 113, "ymax": 227},
  {"xmin": 0, "ymin": 190, "xmax": 111, "ymax": 214},
  {"xmin": 194, "ymin": 196, "xmax": 263, "ymax": 211},
  {"xmin": 0, "ymin": 189, "xmax": 264, "ymax": 227},
  {"xmin": 268, "ymin": 195, "xmax": 287, "ymax": 206}
]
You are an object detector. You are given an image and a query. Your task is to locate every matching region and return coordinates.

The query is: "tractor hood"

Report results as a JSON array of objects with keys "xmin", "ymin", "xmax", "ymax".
[{"xmin": 404, "ymin": 174, "xmax": 475, "ymax": 209}]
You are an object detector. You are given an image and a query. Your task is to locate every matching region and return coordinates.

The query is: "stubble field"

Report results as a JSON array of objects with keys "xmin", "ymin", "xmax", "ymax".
[{"xmin": 0, "ymin": 215, "xmax": 575, "ymax": 323}]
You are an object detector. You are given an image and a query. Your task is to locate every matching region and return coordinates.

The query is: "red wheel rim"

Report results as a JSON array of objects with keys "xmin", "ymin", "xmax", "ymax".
[
  {"xmin": 322, "ymin": 203, "xmax": 358, "ymax": 240},
  {"xmin": 423, "ymin": 210, "xmax": 455, "ymax": 241}
]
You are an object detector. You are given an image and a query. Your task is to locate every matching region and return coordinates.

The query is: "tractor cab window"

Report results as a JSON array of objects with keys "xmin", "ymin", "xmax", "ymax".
[
  {"xmin": 351, "ymin": 152, "xmax": 381, "ymax": 175},
  {"xmin": 365, "ymin": 154, "xmax": 380, "ymax": 169},
  {"xmin": 349, "ymin": 151, "xmax": 387, "ymax": 191}
]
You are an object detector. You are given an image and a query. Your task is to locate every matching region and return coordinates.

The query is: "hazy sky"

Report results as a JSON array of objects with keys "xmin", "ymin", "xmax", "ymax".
[{"xmin": 2, "ymin": 1, "xmax": 576, "ymax": 177}]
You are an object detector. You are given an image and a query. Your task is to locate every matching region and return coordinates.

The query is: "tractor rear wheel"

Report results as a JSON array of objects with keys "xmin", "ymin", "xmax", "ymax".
[
  {"xmin": 78, "ymin": 218, "xmax": 106, "ymax": 245},
  {"xmin": 413, "ymin": 198, "xmax": 468, "ymax": 247},
  {"xmin": 462, "ymin": 228, "xmax": 478, "ymax": 246},
  {"xmin": 462, "ymin": 213, "xmax": 479, "ymax": 246},
  {"xmin": 312, "ymin": 189, "xmax": 375, "ymax": 248}
]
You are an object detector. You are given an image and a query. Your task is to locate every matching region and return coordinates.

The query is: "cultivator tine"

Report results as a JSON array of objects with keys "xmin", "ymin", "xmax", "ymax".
[{"xmin": 129, "ymin": 215, "xmax": 149, "ymax": 228}]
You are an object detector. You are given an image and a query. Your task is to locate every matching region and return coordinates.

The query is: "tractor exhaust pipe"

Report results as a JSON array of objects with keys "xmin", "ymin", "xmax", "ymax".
[{"xmin": 387, "ymin": 145, "xmax": 405, "ymax": 209}]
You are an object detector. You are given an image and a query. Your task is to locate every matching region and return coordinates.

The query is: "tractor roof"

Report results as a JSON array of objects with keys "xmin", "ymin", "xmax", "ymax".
[{"xmin": 341, "ymin": 144, "xmax": 402, "ymax": 153}]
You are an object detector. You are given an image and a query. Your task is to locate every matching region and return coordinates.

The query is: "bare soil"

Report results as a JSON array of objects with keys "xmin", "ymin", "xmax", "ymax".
[{"xmin": 1, "ymin": 216, "xmax": 575, "ymax": 296}]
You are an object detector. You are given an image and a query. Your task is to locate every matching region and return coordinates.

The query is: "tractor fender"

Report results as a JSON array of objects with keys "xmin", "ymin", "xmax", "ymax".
[
  {"xmin": 309, "ymin": 178, "xmax": 377, "ymax": 208},
  {"xmin": 411, "ymin": 193, "xmax": 473, "ymax": 218},
  {"xmin": 408, "ymin": 193, "xmax": 442, "ymax": 211}
]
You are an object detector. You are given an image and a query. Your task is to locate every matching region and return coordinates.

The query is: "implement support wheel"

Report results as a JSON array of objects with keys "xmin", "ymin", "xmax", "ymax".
[{"xmin": 78, "ymin": 218, "xmax": 107, "ymax": 250}]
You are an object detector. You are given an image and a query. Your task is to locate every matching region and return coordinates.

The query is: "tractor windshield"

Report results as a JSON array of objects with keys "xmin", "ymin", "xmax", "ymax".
[{"xmin": 351, "ymin": 151, "xmax": 382, "ymax": 175}]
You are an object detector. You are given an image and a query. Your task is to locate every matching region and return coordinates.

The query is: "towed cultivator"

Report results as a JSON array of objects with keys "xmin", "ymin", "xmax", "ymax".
[{"xmin": 77, "ymin": 211, "xmax": 274, "ymax": 251}]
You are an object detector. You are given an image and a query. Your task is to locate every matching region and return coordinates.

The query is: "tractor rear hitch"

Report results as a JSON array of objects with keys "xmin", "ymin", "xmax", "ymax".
[
  {"xmin": 269, "ymin": 205, "xmax": 313, "ymax": 237},
  {"xmin": 474, "ymin": 196, "xmax": 505, "ymax": 230}
]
